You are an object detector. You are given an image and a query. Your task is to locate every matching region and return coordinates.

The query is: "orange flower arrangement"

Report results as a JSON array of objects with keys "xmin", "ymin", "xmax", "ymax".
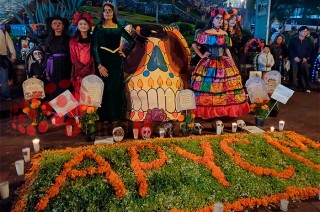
[
  {"xmin": 178, "ymin": 111, "xmax": 195, "ymax": 134},
  {"xmin": 250, "ymin": 98, "xmax": 270, "ymax": 119},
  {"xmin": 79, "ymin": 105, "xmax": 99, "ymax": 134},
  {"xmin": 22, "ymin": 98, "xmax": 52, "ymax": 126}
]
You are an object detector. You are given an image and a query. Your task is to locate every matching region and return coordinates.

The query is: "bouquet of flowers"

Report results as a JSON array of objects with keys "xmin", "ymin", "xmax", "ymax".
[
  {"xmin": 244, "ymin": 38, "xmax": 265, "ymax": 53},
  {"xmin": 22, "ymin": 98, "xmax": 52, "ymax": 126},
  {"xmin": 177, "ymin": 111, "xmax": 195, "ymax": 134},
  {"xmin": 79, "ymin": 105, "xmax": 99, "ymax": 134},
  {"xmin": 250, "ymin": 98, "xmax": 270, "ymax": 119}
]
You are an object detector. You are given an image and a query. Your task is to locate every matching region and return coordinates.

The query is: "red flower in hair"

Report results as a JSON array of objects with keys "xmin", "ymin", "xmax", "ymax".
[
  {"xmin": 72, "ymin": 11, "xmax": 94, "ymax": 27},
  {"xmin": 210, "ymin": 8, "xmax": 225, "ymax": 17}
]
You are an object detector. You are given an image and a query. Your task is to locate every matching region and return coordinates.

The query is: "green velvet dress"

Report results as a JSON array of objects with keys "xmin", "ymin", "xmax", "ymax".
[{"xmin": 92, "ymin": 24, "xmax": 134, "ymax": 122}]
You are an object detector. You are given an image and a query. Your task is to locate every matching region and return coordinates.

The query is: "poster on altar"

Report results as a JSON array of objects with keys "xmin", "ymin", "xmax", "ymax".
[
  {"xmin": 80, "ymin": 75, "xmax": 104, "ymax": 107},
  {"xmin": 22, "ymin": 78, "xmax": 45, "ymax": 100},
  {"xmin": 49, "ymin": 90, "xmax": 78, "ymax": 117},
  {"xmin": 176, "ymin": 89, "xmax": 196, "ymax": 111}
]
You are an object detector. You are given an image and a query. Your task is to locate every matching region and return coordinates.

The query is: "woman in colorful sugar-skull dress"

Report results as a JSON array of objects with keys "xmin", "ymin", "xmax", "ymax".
[{"xmin": 190, "ymin": 8, "xmax": 250, "ymax": 118}]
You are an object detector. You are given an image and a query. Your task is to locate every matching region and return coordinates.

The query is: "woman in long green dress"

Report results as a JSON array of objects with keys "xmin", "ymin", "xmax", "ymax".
[{"xmin": 92, "ymin": 2, "xmax": 135, "ymax": 123}]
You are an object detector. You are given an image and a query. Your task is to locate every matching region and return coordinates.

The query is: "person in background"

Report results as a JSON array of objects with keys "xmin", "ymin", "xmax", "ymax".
[
  {"xmin": 70, "ymin": 12, "xmax": 95, "ymax": 117},
  {"xmin": 284, "ymin": 26, "xmax": 297, "ymax": 44},
  {"xmin": 45, "ymin": 16, "xmax": 72, "ymax": 100},
  {"xmin": 270, "ymin": 34, "xmax": 288, "ymax": 75},
  {"xmin": 91, "ymin": 2, "xmax": 135, "ymax": 123},
  {"xmin": 288, "ymin": 26, "xmax": 313, "ymax": 93},
  {"xmin": 0, "ymin": 27, "xmax": 16, "ymax": 101},
  {"xmin": 190, "ymin": 8, "xmax": 250, "ymax": 119},
  {"xmin": 258, "ymin": 45, "xmax": 275, "ymax": 78},
  {"xmin": 270, "ymin": 25, "xmax": 284, "ymax": 43},
  {"xmin": 225, "ymin": 8, "xmax": 243, "ymax": 67},
  {"xmin": 27, "ymin": 46, "xmax": 47, "ymax": 83}
]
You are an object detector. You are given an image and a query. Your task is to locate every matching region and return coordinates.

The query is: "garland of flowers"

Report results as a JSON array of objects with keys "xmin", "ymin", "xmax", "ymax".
[
  {"xmin": 128, "ymin": 144, "xmax": 168, "ymax": 197},
  {"xmin": 172, "ymin": 141, "xmax": 230, "ymax": 186},
  {"xmin": 170, "ymin": 186, "xmax": 319, "ymax": 212},
  {"xmin": 220, "ymin": 137, "xmax": 295, "ymax": 178},
  {"xmin": 284, "ymin": 132, "xmax": 320, "ymax": 150},
  {"xmin": 244, "ymin": 38, "xmax": 264, "ymax": 53},
  {"xmin": 265, "ymin": 135, "xmax": 320, "ymax": 171},
  {"xmin": 35, "ymin": 149, "xmax": 126, "ymax": 211}
]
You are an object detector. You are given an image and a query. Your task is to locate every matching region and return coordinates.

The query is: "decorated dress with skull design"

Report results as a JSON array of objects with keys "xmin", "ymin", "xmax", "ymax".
[{"xmin": 191, "ymin": 33, "xmax": 250, "ymax": 118}]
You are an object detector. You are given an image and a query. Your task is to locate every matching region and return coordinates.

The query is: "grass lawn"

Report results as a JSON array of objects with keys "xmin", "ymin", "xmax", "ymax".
[{"xmin": 12, "ymin": 131, "xmax": 320, "ymax": 212}]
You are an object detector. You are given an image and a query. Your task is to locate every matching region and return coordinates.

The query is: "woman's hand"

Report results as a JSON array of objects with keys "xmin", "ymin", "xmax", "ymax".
[
  {"xmin": 118, "ymin": 50, "xmax": 126, "ymax": 58},
  {"xmin": 98, "ymin": 65, "xmax": 109, "ymax": 77},
  {"xmin": 201, "ymin": 52, "xmax": 211, "ymax": 59}
]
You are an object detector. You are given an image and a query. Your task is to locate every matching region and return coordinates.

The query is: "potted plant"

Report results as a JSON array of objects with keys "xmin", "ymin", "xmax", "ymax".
[
  {"xmin": 249, "ymin": 98, "xmax": 270, "ymax": 127},
  {"xmin": 177, "ymin": 111, "xmax": 195, "ymax": 136},
  {"xmin": 79, "ymin": 105, "xmax": 99, "ymax": 141}
]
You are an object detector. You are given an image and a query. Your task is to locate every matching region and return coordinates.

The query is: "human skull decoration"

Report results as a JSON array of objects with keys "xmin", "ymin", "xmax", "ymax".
[
  {"xmin": 237, "ymin": 120, "xmax": 246, "ymax": 128},
  {"xmin": 141, "ymin": 126, "xmax": 152, "ymax": 139},
  {"xmin": 193, "ymin": 123, "xmax": 203, "ymax": 135},
  {"xmin": 113, "ymin": 127, "xmax": 125, "ymax": 142},
  {"xmin": 212, "ymin": 120, "xmax": 224, "ymax": 134},
  {"xmin": 164, "ymin": 123, "xmax": 174, "ymax": 138}
]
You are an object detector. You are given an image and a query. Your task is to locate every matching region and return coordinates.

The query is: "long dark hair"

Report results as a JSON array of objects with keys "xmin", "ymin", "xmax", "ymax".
[
  {"xmin": 74, "ymin": 18, "xmax": 92, "ymax": 40},
  {"xmin": 100, "ymin": 3, "xmax": 118, "ymax": 24}
]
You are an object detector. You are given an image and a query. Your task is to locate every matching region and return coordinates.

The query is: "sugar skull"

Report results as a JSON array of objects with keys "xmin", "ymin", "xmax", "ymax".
[
  {"xmin": 236, "ymin": 120, "xmax": 246, "ymax": 128},
  {"xmin": 141, "ymin": 126, "xmax": 151, "ymax": 139},
  {"xmin": 164, "ymin": 123, "xmax": 174, "ymax": 137},
  {"xmin": 193, "ymin": 123, "xmax": 203, "ymax": 135},
  {"xmin": 112, "ymin": 127, "xmax": 125, "ymax": 142}
]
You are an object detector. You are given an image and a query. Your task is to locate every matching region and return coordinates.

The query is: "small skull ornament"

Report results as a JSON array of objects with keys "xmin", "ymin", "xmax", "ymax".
[
  {"xmin": 236, "ymin": 120, "xmax": 246, "ymax": 128},
  {"xmin": 164, "ymin": 123, "xmax": 174, "ymax": 137},
  {"xmin": 193, "ymin": 123, "xmax": 203, "ymax": 135},
  {"xmin": 112, "ymin": 127, "xmax": 124, "ymax": 142},
  {"xmin": 141, "ymin": 126, "xmax": 152, "ymax": 139}
]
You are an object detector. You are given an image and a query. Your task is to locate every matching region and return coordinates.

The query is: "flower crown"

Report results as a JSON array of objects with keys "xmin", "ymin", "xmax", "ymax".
[
  {"xmin": 225, "ymin": 8, "xmax": 242, "ymax": 22},
  {"xmin": 72, "ymin": 11, "xmax": 94, "ymax": 27},
  {"xmin": 210, "ymin": 8, "xmax": 225, "ymax": 17}
]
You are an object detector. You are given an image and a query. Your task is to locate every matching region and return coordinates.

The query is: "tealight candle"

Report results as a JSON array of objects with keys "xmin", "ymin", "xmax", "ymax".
[
  {"xmin": 32, "ymin": 138, "xmax": 40, "ymax": 153},
  {"xmin": 280, "ymin": 199, "xmax": 289, "ymax": 211},
  {"xmin": 214, "ymin": 203, "xmax": 224, "ymax": 212},
  {"xmin": 270, "ymin": 126, "xmax": 275, "ymax": 132},
  {"xmin": 22, "ymin": 147, "xmax": 30, "ymax": 162},
  {"xmin": 232, "ymin": 123, "xmax": 237, "ymax": 133},
  {"xmin": 279, "ymin": 120, "xmax": 285, "ymax": 131},
  {"xmin": 0, "ymin": 181, "xmax": 9, "ymax": 199},
  {"xmin": 159, "ymin": 128, "xmax": 165, "ymax": 138}
]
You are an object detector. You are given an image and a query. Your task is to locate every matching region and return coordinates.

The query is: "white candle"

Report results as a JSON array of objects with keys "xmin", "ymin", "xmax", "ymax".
[
  {"xmin": 32, "ymin": 138, "xmax": 40, "ymax": 153},
  {"xmin": 51, "ymin": 117, "xmax": 56, "ymax": 125},
  {"xmin": 279, "ymin": 120, "xmax": 285, "ymax": 131},
  {"xmin": 66, "ymin": 125, "xmax": 73, "ymax": 136},
  {"xmin": 280, "ymin": 199, "xmax": 289, "ymax": 211},
  {"xmin": 270, "ymin": 126, "xmax": 275, "ymax": 132},
  {"xmin": 14, "ymin": 160, "xmax": 24, "ymax": 176},
  {"xmin": 216, "ymin": 126, "xmax": 222, "ymax": 135},
  {"xmin": 0, "ymin": 181, "xmax": 9, "ymax": 199},
  {"xmin": 22, "ymin": 147, "xmax": 30, "ymax": 162},
  {"xmin": 214, "ymin": 203, "xmax": 224, "ymax": 212},
  {"xmin": 232, "ymin": 123, "xmax": 237, "ymax": 133},
  {"xmin": 159, "ymin": 128, "xmax": 165, "ymax": 138},
  {"xmin": 133, "ymin": 128, "xmax": 139, "ymax": 139}
]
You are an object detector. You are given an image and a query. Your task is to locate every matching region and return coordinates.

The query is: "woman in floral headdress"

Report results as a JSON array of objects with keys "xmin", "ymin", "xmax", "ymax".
[
  {"xmin": 190, "ymin": 8, "xmax": 250, "ymax": 119},
  {"xmin": 69, "ymin": 11, "xmax": 95, "ymax": 116}
]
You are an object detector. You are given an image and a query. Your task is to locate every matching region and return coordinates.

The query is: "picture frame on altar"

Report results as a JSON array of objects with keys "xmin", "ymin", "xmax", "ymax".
[
  {"xmin": 22, "ymin": 78, "xmax": 45, "ymax": 100},
  {"xmin": 176, "ymin": 89, "xmax": 196, "ymax": 111}
]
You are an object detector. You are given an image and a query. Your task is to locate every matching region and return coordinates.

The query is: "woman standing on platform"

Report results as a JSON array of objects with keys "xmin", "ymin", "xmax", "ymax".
[
  {"xmin": 190, "ymin": 8, "xmax": 250, "ymax": 119},
  {"xmin": 91, "ymin": 2, "xmax": 135, "ymax": 123},
  {"xmin": 70, "ymin": 12, "xmax": 95, "ymax": 116}
]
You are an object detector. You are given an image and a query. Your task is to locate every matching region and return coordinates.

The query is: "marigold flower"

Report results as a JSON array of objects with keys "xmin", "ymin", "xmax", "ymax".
[
  {"xmin": 188, "ymin": 123, "xmax": 194, "ymax": 128},
  {"xmin": 41, "ymin": 105, "xmax": 47, "ymax": 111},
  {"xmin": 191, "ymin": 114, "xmax": 195, "ymax": 118},
  {"xmin": 87, "ymin": 106, "xmax": 95, "ymax": 114},
  {"xmin": 30, "ymin": 102, "xmax": 38, "ymax": 109},
  {"xmin": 31, "ymin": 122, "xmax": 38, "ymax": 126},
  {"xmin": 22, "ymin": 107, "xmax": 30, "ymax": 114},
  {"xmin": 261, "ymin": 105, "xmax": 268, "ymax": 110},
  {"xmin": 250, "ymin": 104, "xmax": 256, "ymax": 108},
  {"xmin": 263, "ymin": 98, "xmax": 270, "ymax": 103},
  {"xmin": 177, "ymin": 115, "xmax": 185, "ymax": 122},
  {"xmin": 88, "ymin": 120, "xmax": 93, "ymax": 124},
  {"xmin": 255, "ymin": 98, "xmax": 263, "ymax": 104},
  {"xmin": 81, "ymin": 105, "xmax": 88, "ymax": 111}
]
